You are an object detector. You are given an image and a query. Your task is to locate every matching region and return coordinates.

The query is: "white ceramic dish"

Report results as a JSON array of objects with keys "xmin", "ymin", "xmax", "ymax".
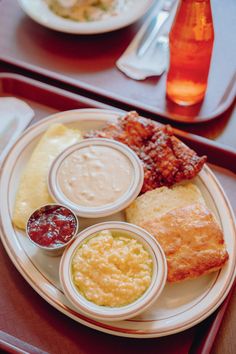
[
  {"xmin": 17, "ymin": 0, "xmax": 154, "ymax": 34},
  {"xmin": 0, "ymin": 108, "xmax": 235, "ymax": 338},
  {"xmin": 48, "ymin": 138, "xmax": 144, "ymax": 218},
  {"xmin": 60, "ymin": 221, "xmax": 167, "ymax": 321}
]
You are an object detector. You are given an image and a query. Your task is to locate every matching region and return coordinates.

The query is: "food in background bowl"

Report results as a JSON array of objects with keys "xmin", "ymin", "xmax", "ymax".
[
  {"xmin": 46, "ymin": 0, "xmax": 134, "ymax": 22},
  {"xmin": 60, "ymin": 222, "xmax": 167, "ymax": 321}
]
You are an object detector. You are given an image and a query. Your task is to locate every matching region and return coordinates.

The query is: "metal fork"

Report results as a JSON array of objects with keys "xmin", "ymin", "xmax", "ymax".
[{"xmin": 136, "ymin": 0, "xmax": 177, "ymax": 57}]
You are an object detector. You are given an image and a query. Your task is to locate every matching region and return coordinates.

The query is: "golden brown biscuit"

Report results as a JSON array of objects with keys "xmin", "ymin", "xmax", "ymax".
[
  {"xmin": 125, "ymin": 183, "xmax": 205, "ymax": 227},
  {"xmin": 141, "ymin": 203, "xmax": 229, "ymax": 282}
]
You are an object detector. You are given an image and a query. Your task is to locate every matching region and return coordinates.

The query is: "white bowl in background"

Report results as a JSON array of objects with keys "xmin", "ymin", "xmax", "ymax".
[{"xmin": 18, "ymin": 0, "xmax": 154, "ymax": 34}]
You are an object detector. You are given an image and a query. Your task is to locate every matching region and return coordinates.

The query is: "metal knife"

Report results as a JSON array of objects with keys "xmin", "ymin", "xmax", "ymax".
[{"xmin": 137, "ymin": 0, "xmax": 178, "ymax": 57}]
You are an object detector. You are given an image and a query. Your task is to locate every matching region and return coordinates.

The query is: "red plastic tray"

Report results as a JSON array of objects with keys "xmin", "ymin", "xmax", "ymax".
[
  {"xmin": 0, "ymin": 72, "xmax": 235, "ymax": 354},
  {"xmin": 0, "ymin": 0, "xmax": 235, "ymax": 123}
]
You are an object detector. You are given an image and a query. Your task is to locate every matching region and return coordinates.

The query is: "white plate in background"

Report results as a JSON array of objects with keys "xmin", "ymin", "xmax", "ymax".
[
  {"xmin": 18, "ymin": 0, "xmax": 154, "ymax": 34},
  {"xmin": 0, "ymin": 109, "xmax": 235, "ymax": 338}
]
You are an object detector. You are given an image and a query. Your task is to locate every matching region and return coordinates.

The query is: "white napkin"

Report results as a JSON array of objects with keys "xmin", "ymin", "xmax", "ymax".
[
  {"xmin": 0, "ymin": 97, "xmax": 34, "ymax": 162},
  {"xmin": 116, "ymin": 1, "xmax": 176, "ymax": 80},
  {"xmin": 117, "ymin": 35, "xmax": 169, "ymax": 80}
]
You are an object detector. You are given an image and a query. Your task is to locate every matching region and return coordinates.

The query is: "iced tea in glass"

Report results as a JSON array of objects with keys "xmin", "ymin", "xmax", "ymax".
[{"xmin": 166, "ymin": 0, "xmax": 214, "ymax": 106}]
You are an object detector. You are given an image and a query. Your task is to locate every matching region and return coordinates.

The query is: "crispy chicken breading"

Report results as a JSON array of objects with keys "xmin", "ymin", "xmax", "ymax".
[{"xmin": 85, "ymin": 111, "xmax": 207, "ymax": 193}]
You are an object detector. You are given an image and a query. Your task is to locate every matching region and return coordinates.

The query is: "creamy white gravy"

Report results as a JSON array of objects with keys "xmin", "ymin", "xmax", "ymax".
[{"xmin": 58, "ymin": 145, "xmax": 133, "ymax": 207}]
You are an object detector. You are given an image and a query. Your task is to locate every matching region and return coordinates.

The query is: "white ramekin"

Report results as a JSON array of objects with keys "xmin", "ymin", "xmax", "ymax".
[
  {"xmin": 59, "ymin": 221, "xmax": 167, "ymax": 321},
  {"xmin": 48, "ymin": 138, "xmax": 144, "ymax": 218}
]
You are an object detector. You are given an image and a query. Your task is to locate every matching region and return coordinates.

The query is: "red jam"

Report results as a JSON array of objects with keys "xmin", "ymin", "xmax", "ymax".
[{"xmin": 27, "ymin": 205, "xmax": 77, "ymax": 248}]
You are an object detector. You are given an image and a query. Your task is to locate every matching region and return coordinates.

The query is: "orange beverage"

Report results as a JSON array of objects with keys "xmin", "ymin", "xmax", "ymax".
[{"xmin": 166, "ymin": 0, "xmax": 214, "ymax": 106}]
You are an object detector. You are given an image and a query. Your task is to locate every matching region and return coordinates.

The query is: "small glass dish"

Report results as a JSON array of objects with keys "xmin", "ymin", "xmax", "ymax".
[
  {"xmin": 48, "ymin": 138, "xmax": 144, "ymax": 218},
  {"xmin": 60, "ymin": 221, "xmax": 167, "ymax": 321},
  {"xmin": 26, "ymin": 204, "xmax": 79, "ymax": 257}
]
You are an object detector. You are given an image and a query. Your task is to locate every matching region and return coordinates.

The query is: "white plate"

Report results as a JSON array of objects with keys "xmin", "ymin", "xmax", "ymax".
[
  {"xmin": 0, "ymin": 108, "xmax": 235, "ymax": 338},
  {"xmin": 18, "ymin": 0, "xmax": 154, "ymax": 34}
]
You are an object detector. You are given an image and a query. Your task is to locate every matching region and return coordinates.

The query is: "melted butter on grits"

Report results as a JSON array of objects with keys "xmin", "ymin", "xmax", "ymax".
[{"xmin": 71, "ymin": 230, "xmax": 153, "ymax": 307}]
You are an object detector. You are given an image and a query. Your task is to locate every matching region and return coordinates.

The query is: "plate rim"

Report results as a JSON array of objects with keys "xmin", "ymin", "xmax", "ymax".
[
  {"xmin": 18, "ymin": 0, "xmax": 154, "ymax": 34},
  {"xmin": 0, "ymin": 108, "xmax": 235, "ymax": 338}
]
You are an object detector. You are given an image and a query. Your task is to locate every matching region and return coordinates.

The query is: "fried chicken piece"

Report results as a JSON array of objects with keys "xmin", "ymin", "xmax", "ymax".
[{"xmin": 85, "ymin": 111, "xmax": 207, "ymax": 192}]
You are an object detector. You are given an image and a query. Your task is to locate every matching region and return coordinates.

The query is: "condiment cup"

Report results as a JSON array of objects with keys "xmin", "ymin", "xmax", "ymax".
[
  {"xmin": 48, "ymin": 138, "xmax": 144, "ymax": 218},
  {"xmin": 60, "ymin": 221, "xmax": 167, "ymax": 321},
  {"xmin": 26, "ymin": 204, "xmax": 79, "ymax": 257}
]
